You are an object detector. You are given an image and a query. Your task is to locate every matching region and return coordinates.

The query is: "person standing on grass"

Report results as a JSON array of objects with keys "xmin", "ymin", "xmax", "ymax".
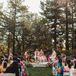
[
  {"xmin": 19, "ymin": 57, "xmax": 27, "ymax": 76},
  {"xmin": 56, "ymin": 56, "xmax": 64, "ymax": 76},
  {"xmin": 4, "ymin": 56, "xmax": 20, "ymax": 76},
  {"xmin": 34, "ymin": 49, "xmax": 39, "ymax": 62}
]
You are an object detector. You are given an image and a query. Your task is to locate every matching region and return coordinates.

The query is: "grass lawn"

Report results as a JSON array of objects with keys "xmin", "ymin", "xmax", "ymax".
[{"xmin": 27, "ymin": 67, "xmax": 53, "ymax": 76}]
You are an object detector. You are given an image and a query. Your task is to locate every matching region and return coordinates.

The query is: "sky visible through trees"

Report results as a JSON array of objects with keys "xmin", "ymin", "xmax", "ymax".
[{"xmin": 0, "ymin": 0, "xmax": 42, "ymax": 14}]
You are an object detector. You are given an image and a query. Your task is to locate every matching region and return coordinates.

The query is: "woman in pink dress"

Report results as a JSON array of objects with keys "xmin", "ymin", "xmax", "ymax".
[{"xmin": 34, "ymin": 49, "xmax": 40, "ymax": 62}]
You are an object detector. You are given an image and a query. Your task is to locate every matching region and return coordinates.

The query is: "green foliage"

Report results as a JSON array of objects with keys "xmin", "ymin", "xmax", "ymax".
[
  {"xmin": 40, "ymin": 0, "xmax": 66, "ymax": 49},
  {"xmin": 0, "ymin": 0, "xmax": 76, "ymax": 55}
]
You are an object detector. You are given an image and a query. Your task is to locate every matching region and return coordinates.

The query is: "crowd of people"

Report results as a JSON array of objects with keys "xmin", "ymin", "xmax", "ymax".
[
  {"xmin": 0, "ymin": 52, "xmax": 28, "ymax": 76},
  {"xmin": 24, "ymin": 48, "xmax": 76, "ymax": 76},
  {"xmin": 0, "ymin": 48, "xmax": 76, "ymax": 76},
  {"xmin": 24, "ymin": 49, "xmax": 47, "ymax": 62},
  {"xmin": 34, "ymin": 49, "xmax": 47, "ymax": 62},
  {"xmin": 50, "ymin": 50, "xmax": 76, "ymax": 76}
]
